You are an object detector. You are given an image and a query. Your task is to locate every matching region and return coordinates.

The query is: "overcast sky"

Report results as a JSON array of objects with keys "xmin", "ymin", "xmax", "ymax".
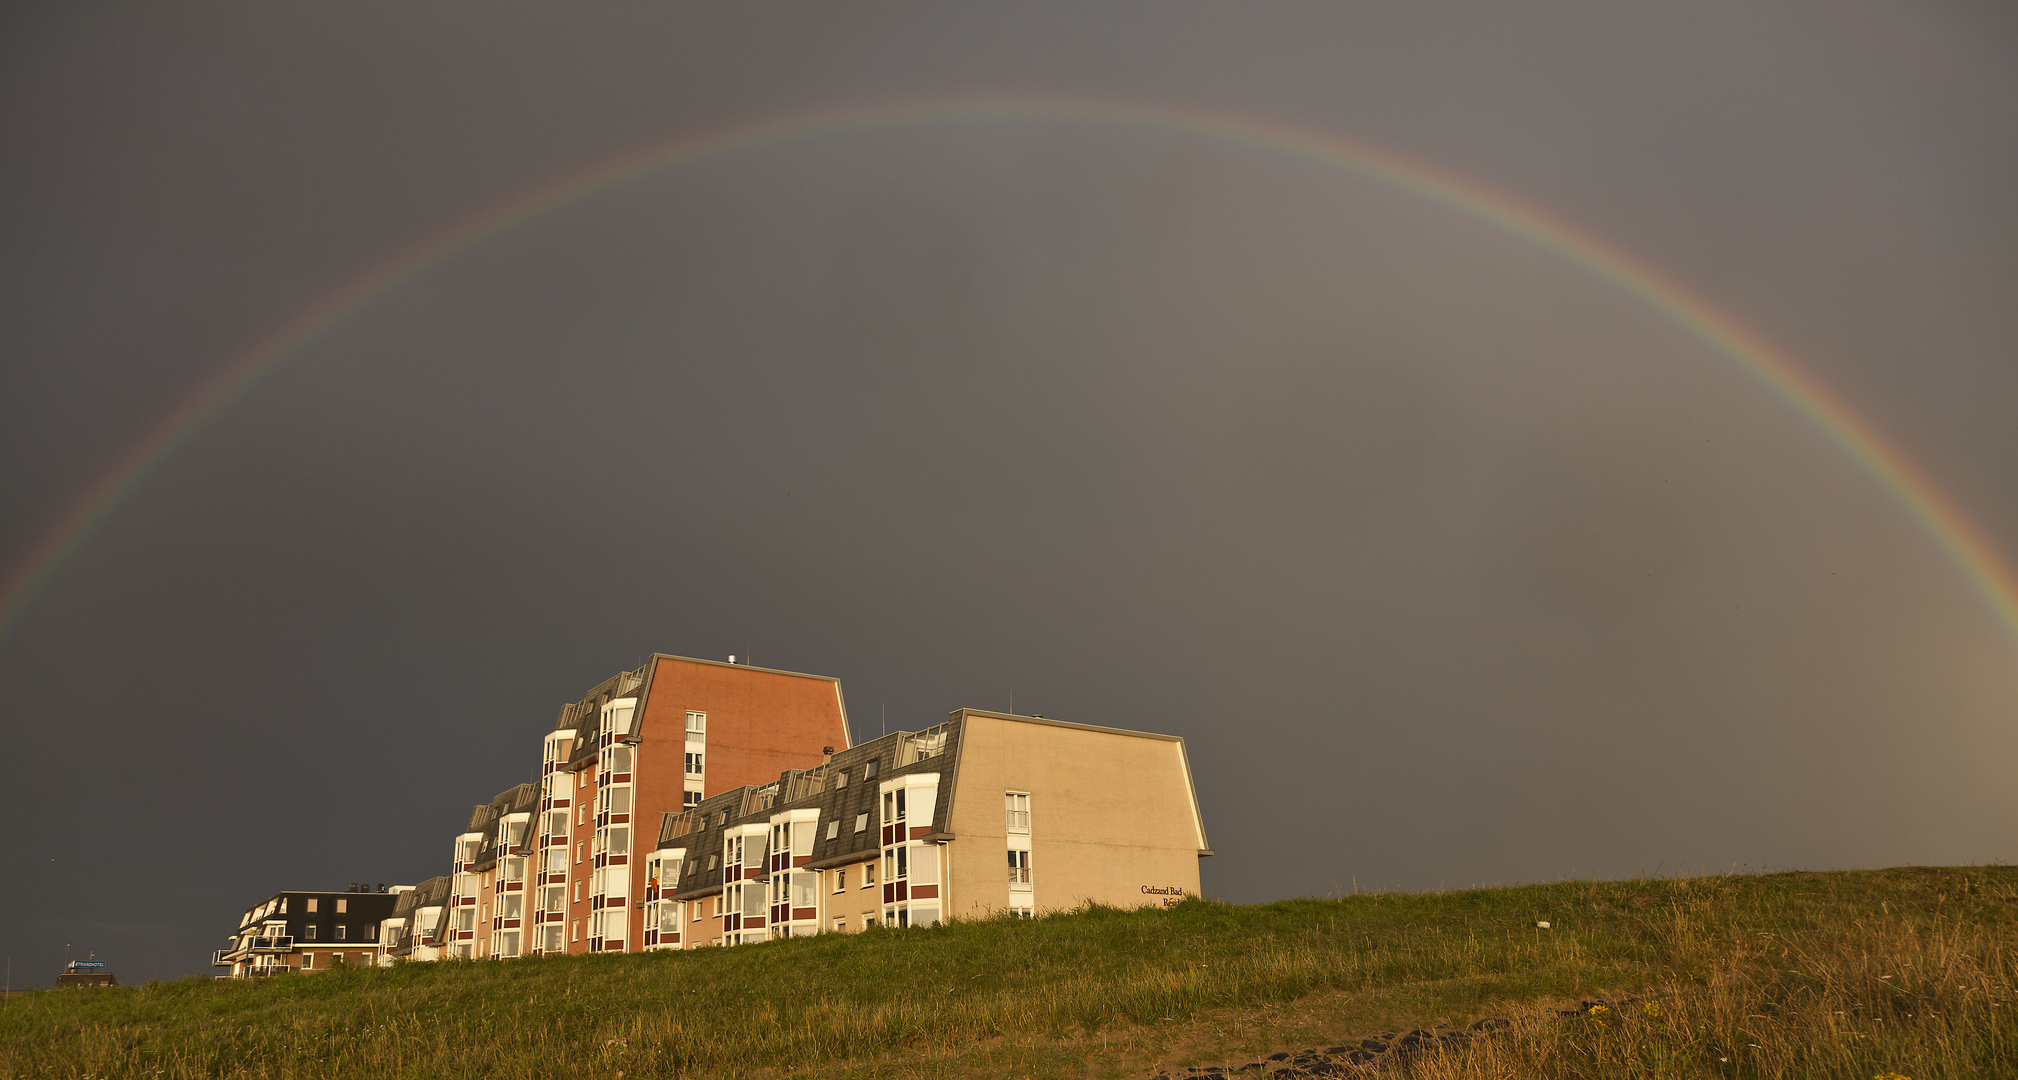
[{"xmin": 4, "ymin": 2, "xmax": 2017, "ymax": 984}]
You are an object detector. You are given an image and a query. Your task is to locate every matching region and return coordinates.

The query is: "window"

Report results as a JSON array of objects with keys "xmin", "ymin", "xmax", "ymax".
[
  {"xmin": 1005, "ymin": 792, "xmax": 1030, "ymax": 833},
  {"xmin": 707, "ymin": 855, "xmax": 719, "ymax": 871},
  {"xmin": 336, "ymin": 897, "xmax": 347, "ymax": 914},
  {"xmin": 368, "ymin": 924, "xmax": 378, "ymax": 941},
  {"xmin": 279, "ymin": 899, "xmax": 289, "ymax": 914},
  {"xmin": 835, "ymin": 770, "xmax": 848, "ymax": 789},
  {"xmin": 572, "ymin": 920, "xmax": 581, "ymax": 942},
  {"xmin": 835, "ymin": 869, "xmax": 847, "ymax": 892},
  {"xmin": 683, "ymin": 791, "xmax": 702, "ymax": 809},
  {"xmin": 306, "ymin": 924, "xmax": 319, "ymax": 939},
  {"xmin": 854, "ymin": 813, "xmax": 869, "ymax": 833},
  {"xmin": 834, "ymin": 917, "xmax": 846, "ymax": 932},
  {"xmin": 306, "ymin": 899, "xmax": 319, "ymax": 914},
  {"xmin": 864, "ymin": 759, "xmax": 877, "ymax": 779},
  {"xmin": 692, "ymin": 902, "xmax": 702, "ymax": 923},
  {"xmin": 573, "ymin": 880, "xmax": 583, "ymax": 903},
  {"xmin": 575, "ymin": 841, "xmax": 584, "ymax": 865},
  {"xmin": 608, "ymin": 827, "xmax": 629, "ymax": 855},
  {"xmin": 864, "ymin": 862, "xmax": 876, "ymax": 886},
  {"xmin": 883, "ymin": 789, "xmax": 907, "ymax": 823},
  {"xmin": 825, "ymin": 820, "xmax": 839, "ymax": 841},
  {"xmin": 685, "ymin": 753, "xmax": 703, "ymax": 776},
  {"xmin": 302, "ymin": 953, "xmax": 314, "ymax": 970},
  {"xmin": 1008, "ymin": 849, "xmax": 1032, "ymax": 885},
  {"xmin": 502, "ymin": 895, "xmax": 522, "ymax": 919},
  {"xmin": 337, "ymin": 925, "xmax": 348, "ymax": 940},
  {"xmin": 686, "ymin": 710, "xmax": 706, "ymax": 735},
  {"xmin": 884, "ymin": 846, "xmax": 908, "ymax": 881}
]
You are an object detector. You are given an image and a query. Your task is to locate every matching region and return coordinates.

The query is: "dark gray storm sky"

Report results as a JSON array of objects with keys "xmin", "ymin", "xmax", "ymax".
[{"xmin": 4, "ymin": 2, "xmax": 2017, "ymax": 983}]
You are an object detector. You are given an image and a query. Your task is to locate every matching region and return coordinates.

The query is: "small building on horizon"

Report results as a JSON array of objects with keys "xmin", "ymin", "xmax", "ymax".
[{"xmin": 54, "ymin": 959, "xmax": 117, "ymax": 988}]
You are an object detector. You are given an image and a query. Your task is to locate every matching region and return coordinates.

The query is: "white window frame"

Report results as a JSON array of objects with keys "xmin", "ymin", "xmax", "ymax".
[{"xmin": 1005, "ymin": 791, "xmax": 1030, "ymax": 834}]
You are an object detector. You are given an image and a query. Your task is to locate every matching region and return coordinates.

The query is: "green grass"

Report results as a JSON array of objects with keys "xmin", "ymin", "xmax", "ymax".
[{"xmin": 4, "ymin": 867, "xmax": 2014, "ymax": 1079}]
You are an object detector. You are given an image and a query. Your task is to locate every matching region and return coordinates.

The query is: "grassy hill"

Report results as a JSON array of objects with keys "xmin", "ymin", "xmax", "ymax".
[{"xmin": 4, "ymin": 867, "xmax": 2013, "ymax": 1079}]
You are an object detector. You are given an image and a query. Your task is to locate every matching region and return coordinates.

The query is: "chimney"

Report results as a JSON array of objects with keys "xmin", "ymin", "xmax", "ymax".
[
  {"xmin": 727, "ymin": 655, "xmax": 736, "ymax": 664},
  {"xmin": 822, "ymin": 745, "xmax": 835, "ymax": 764}
]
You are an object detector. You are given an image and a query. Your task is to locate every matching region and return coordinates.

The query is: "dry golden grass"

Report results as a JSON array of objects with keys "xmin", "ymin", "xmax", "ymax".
[
  {"xmin": 2, "ymin": 867, "xmax": 2012, "ymax": 1079},
  {"xmin": 1400, "ymin": 871, "xmax": 2015, "ymax": 1080}
]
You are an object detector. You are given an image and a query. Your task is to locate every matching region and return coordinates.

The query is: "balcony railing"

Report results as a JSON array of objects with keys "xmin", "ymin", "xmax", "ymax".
[{"xmin": 898, "ymin": 724, "xmax": 951, "ymax": 766}]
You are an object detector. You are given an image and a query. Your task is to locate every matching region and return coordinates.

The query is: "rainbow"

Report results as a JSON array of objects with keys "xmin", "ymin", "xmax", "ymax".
[{"xmin": 4, "ymin": 96, "xmax": 2015, "ymax": 649}]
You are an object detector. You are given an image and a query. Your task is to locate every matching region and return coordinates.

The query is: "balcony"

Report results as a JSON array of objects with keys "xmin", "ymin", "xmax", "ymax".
[
  {"xmin": 251, "ymin": 936, "xmax": 294, "ymax": 952},
  {"xmin": 898, "ymin": 725, "xmax": 950, "ymax": 766}
]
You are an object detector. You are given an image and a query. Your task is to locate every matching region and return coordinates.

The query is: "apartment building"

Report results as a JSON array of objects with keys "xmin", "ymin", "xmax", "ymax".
[
  {"xmin": 380, "ymin": 875, "xmax": 451, "ymax": 962},
  {"xmin": 528, "ymin": 655, "xmax": 851, "ymax": 955},
  {"xmin": 642, "ymin": 709, "xmax": 1209, "ymax": 948},
  {"xmin": 205, "ymin": 655, "xmax": 1212, "ymax": 973},
  {"xmin": 437, "ymin": 783, "xmax": 541, "ymax": 959},
  {"xmin": 213, "ymin": 886, "xmax": 400, "ymax": 976}
]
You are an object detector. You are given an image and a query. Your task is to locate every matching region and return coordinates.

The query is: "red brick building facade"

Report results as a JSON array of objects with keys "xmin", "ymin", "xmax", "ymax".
[{"xmin": 533, "ymin": 655, "xmax": 850, "ymax": 955}]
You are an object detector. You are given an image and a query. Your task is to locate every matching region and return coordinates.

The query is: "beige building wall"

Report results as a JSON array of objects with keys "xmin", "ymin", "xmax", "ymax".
[{"xmin": 944, "ymin": 711, "xmax": 1207, "ymax": 920}]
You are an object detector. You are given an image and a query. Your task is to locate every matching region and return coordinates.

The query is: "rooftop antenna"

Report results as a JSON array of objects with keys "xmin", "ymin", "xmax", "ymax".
[
  {"xmin": 1009, "ymin": 690, "xmax": 1014, "ymax": 715},
  {"xmin": 881, "ymin": 702, "xmax": 886, "ymax": 738}
]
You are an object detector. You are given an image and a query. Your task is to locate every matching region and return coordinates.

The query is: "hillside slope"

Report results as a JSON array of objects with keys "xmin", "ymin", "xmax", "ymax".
[{"xmin": 3, "ymin": 867, "xmax": 2013, "ymax": 1079}]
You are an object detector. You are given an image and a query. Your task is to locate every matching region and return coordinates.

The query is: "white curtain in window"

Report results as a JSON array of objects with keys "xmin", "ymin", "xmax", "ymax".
[{"xmin": 909, "ymin": 846, "xmax": 938, "ymax": 886}]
